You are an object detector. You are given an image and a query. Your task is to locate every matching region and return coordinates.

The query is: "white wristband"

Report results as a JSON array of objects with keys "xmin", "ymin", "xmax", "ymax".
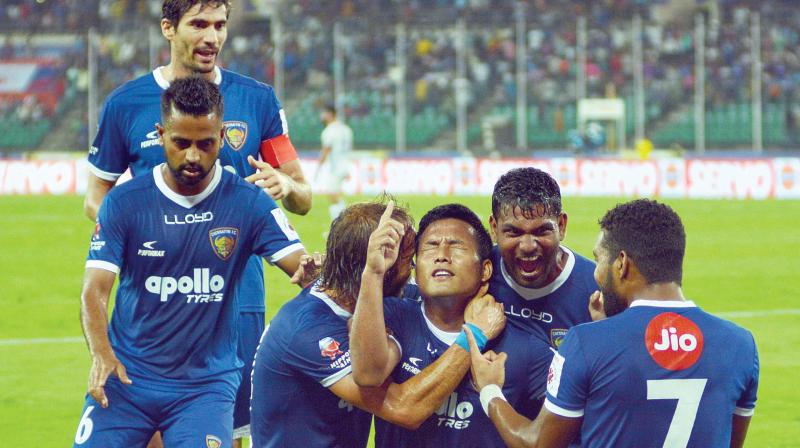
[{"xmin": 479, "ymin": 384, "xmax": 507, "ymax": 416}]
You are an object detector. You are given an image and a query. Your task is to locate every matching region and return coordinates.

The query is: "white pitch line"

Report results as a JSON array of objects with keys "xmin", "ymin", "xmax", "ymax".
[
  {"xmin": 716, "ymin": 309, "xmax": 800, "ymax": 319},
  {"xmin": 1, "ymin": 309, "xmax": 798, "ymax": 347},
  {"xmin": 0, "ymin": 336, "xmax": 84, "ymax": 346}
]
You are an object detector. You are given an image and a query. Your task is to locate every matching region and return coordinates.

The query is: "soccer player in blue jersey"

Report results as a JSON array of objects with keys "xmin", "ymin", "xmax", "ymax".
[
  {"xmin": 73, "ymin": 77, "xmax": 306, "ymax": 447},
  {"xmin": 488, "ymin": 167, "xmax": 597, "ymax": 348},
  {"xmin": 82, "ymin": 1, "xmax": 312, "ymax": 444},
  {"xmin": 469, "ymin": 199, "xmax": 759, "ymax": 448},
  {"xmin": 350, "ymin": 203, "xmax": 554, "ymax": 447},
  {"xmin": 250, "ymin": 200, "xmax": 507, "ymax": 448}
]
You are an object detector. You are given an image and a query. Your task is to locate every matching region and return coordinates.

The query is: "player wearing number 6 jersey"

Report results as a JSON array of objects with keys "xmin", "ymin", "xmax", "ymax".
[
  {"xmin": 469, "ymin": 199, "xmax": 759, "ymax": 448},
  {"xmin": 73, "ymin": 77, "xmax": 305, "ymax": 447}
]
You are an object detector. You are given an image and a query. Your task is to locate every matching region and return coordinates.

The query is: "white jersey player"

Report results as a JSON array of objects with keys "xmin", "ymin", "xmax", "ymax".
[{"xmin": 316, "ymin": 104, "xmax": 353, "ymax": 220}]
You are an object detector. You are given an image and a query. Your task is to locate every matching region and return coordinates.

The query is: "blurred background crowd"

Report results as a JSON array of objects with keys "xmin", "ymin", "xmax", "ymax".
[{"xmin": 1, "ymin": 0, "xmax": 798, "ymax": 153}]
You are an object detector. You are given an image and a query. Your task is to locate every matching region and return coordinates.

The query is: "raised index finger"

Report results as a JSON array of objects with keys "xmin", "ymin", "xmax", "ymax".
[{"xmin": 379, "ymin": 200, "xmax": 395, "ymax": 224}]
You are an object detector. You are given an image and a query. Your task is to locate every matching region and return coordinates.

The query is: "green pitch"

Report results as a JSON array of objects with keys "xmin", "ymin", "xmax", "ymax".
[{"xmin": 1, "ymin": 195, "xmax": 798, "ymax": 446}]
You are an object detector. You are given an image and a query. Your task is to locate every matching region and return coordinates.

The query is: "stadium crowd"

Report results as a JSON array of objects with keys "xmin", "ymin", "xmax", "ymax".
[{"xmin": 1, "ymin": 0, "xmax": 799, "ymax": 150}]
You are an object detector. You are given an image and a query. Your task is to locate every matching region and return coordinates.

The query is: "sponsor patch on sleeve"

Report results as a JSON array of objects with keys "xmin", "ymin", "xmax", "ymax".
[
  {"xmin": 271, "ymin": 208, "xmax": 299, "ymax": 241},
  {"xmin": 547, "ymin": 351, "xmax": 565, "ymax": 398}
]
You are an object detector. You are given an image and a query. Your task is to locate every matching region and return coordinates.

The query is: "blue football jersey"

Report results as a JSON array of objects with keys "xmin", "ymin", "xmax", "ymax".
[
  {"xmin": 375, "ymin": 298, "xmax": 553, "ymax": 448},
  {"xmin": 88, "ymin": 66, "xmax": 290, "ymax": 313},
  {"xmin": 489, "ymin": 246, "xmax": 596, "ymax": 348},
  {"xmin": 250, "ymin": 284, "xmax": 371, "ymax": 448},
  {"xmin": 86, "ymin": 164, "xmax": 303, "ymax": 393},
  {"xmin": 545, "ymin": 300, "xmax": 759, "ymax": 448}
]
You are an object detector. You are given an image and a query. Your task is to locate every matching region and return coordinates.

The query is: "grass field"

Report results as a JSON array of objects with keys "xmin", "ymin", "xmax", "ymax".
[{"xmin": 1, "ymin": 194, "xmax": 799, "ymax": 446}]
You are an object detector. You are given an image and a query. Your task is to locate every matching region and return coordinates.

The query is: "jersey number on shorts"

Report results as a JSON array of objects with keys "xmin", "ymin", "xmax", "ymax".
[
  {"xmin": 74, "ymin": 405, "xmax": 95, "ymax": 444},
  {"xmin": 646, "ymin": 379, "xmax": 708, "ymax": 448}
]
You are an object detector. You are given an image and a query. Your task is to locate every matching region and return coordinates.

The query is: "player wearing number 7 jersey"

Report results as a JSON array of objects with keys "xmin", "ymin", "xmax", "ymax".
[{"xmin": 469, "ymin": 199, "xmax": 759, "ymax": 448}]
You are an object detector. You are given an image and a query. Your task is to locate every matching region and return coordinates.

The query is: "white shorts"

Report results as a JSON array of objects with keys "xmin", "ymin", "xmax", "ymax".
[{"xmin": 316, "ymin": 163, "xmax": 348, "ymax": 194}]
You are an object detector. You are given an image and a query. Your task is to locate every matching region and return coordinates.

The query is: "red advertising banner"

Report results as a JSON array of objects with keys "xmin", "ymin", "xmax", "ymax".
[{"xmin": 2, "ymin": 157, "xmax": 799, "ymax": 199}]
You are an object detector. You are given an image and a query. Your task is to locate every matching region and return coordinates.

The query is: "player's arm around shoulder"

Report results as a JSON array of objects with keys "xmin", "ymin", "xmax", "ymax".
[{"xmin": 336, "ymin": 293, "xmax": 508, "ymax": 429}]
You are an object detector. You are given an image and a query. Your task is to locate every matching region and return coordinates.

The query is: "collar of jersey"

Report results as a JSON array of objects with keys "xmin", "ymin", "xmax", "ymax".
[
  {"xmin": 630, "ymin": 299, "xmax": 697, "ymax": 308},
  {"xmin": 153, "ymin": 66, "xmax": 222, "ymax": 89},
  {"xmin": 153, "ymin": 161, "xmax": 222, "ymax": 209},
  {"xmin": 420, "ymin": 302, "xmax": 460, "ymax": 346},
  {"xmin": 309, "ymin": 282, "xmax": 352, "ymax": 319},
  {"xmin": 499, "ymin": 246, "xmax": 576, "ymax": 300}
]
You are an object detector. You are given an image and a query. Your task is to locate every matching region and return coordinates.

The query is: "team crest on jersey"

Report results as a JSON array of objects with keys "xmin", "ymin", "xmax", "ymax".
[
  {"xmin": 205, "ymin": 435, "xmax": 222, "ymax": 448},
  {"xmin": 209, "ymin": 227, "xmax": 239, "ymax": 261},
  {"xmin": 550, "ymin": 328, "xmax": 568, "ymax": 348},
  {"xmin": 319, "ymin": 337, "xmax": 344, "ymax": 360},
  {"xmin": 224, "ymin": 121, "xmax": 248, "ymax": 150}
]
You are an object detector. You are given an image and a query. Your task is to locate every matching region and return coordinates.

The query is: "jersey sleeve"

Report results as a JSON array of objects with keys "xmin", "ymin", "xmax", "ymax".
[
  {"xmin": 526, "ymin": 336, "xmax": 556, "ymax": 401},
  {"xmin": 734, "ymin": 333, "xmax": 759, "ymax": 416},
  {"xmin": 257, "ymin": 88, "xmax": 298, "ymax": 168},
  {"xmin": 543, "ymin": 329, "xmax": 590, "ymax": 418},
  {"xmin": 88, "ymin": 99, "xmax": 129, "ymax": 180},
  {"xmin": 250, "ymin": 190, "xmax": 304, "ymax": 263},
  {"xmin": 85, "ymin": 194, "xmax": 126, "ymax": 273},
  {"xmin": 261, "ymin": 88, "xmax": 289, "ymax": 141},
  {"xmin": 287, "ymin": 322, "xmax": 353, "ymax": 388}
]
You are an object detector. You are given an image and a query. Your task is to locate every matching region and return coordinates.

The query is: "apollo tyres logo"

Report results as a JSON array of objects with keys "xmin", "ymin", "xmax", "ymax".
[
  {"xmin": 145, "ymin": 268, "xmax": 225, "ymax": 304},
  {"xmin": 435, "ymin": 392, "xmax": 474, "ymax": 429},
  {"xmin": 645, "ymin": 312, "xmax": 704, "ymax": 371}
]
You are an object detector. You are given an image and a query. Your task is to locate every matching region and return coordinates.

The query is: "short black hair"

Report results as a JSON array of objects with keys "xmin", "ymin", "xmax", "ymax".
[
  {"xmin": 323, "ymin": 104, "xmax": 337, "ymax": 115},
  {"xmin": 417, "ymin": 204, "xmax": 492, "ymax": 261},
  {"xmin": 161, "ymin": 76, "xmax": 223, "ymax": 122},
  {"xmin": 492, "ymin": 167, "xmax": 562, "ymax": 219},
  {"xmin": 599, "ymin": 199, "xmax": 686, "ymax": 285},
  {"xmin": 162, "ymin": 0, "xmax": 231, "ymax": 25}
]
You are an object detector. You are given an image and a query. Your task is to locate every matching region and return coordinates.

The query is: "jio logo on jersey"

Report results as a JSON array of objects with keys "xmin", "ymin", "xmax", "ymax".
[{"xmin": 645, "ymin": 312, "xmax": 704, "ymax": 371}]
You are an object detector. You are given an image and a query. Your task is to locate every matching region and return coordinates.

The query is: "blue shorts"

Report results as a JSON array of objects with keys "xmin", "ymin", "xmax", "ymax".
[
  {"xmin": 233, "ymin": 311, "xmax": 266, "ymax": 436},
  {"xmin": 72, "ymin": 377, "xmax": 234, "ymax": 447}
]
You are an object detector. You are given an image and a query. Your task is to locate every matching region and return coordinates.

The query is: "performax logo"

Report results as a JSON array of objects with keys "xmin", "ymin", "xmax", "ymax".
[{"xmin": 644, "ymin": 312, "xmax": 704, "ymax": 371}]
